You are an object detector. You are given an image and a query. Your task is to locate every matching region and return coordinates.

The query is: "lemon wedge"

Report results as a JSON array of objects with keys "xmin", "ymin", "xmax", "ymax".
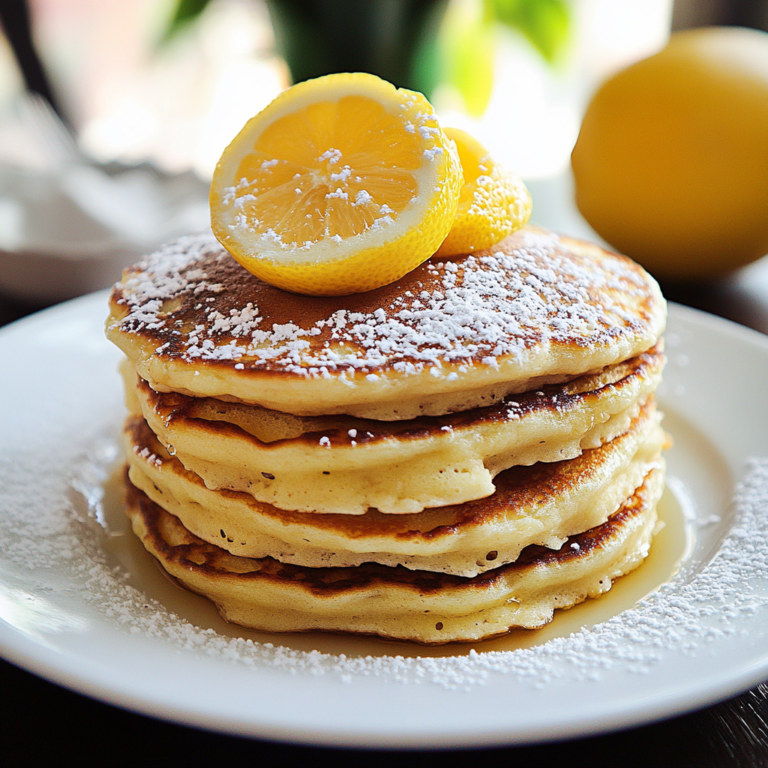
[
  {"xmin": 210, "ymin": 73, "xmax": 463, "ymax": 296},
  {"xmin": 436, "ymin": 128, "xmax": 531, "ymax": 258}
]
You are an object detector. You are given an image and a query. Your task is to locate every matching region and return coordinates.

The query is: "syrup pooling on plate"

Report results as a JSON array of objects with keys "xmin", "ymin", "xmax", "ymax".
[
  {"xmin": 4, "ymin": 292, "xmax": 766, "ymax": 744},
  {"xmin": 84, "ymin": 437, "xmax": 704, "ymax": 661},
  {"xmin": 66, "ymin": 425, "xmax": 760, "ymax": 673}
]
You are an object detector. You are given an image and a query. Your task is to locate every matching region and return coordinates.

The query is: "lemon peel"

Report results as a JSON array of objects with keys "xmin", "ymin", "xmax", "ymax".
[{"xmin": 436, "ymin": 128, "xmax": 532, "ymax": 258}]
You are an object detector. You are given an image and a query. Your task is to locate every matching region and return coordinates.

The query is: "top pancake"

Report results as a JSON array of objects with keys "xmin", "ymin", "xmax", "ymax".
[{"xmin": 106, "ymin": 225, "xmax": 666, "ymax": 420}]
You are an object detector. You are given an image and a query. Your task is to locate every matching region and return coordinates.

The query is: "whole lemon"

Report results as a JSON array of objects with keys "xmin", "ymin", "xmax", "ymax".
[{"xmin": 571, "ymin": 27, "xmax": 768, "ymax": 280}]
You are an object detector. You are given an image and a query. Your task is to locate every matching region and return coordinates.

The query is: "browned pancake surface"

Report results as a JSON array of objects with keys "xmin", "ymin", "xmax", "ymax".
[
  {"xmin": 126, "ymin": 472, "xmax": 655, "ymax": 595},
  {"xmin": 125, "ymin": 399, "xmax": 659, "ymax": 542},
  {"xmin": 108, "ymin": 226, "xmax": 664, "ymax": 380},
  {"xmin": 137, "ymin": 345, "xmax": 663, "ymax": 449}
]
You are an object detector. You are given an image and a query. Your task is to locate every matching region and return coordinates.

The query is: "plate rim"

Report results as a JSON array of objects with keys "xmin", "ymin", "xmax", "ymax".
[{"xmin": 0, "ymin": 293, "xmax": 767, "ymax": 749}]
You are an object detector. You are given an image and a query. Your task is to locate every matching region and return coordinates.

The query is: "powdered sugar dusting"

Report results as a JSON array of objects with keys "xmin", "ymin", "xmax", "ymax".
[
  {"xmin": 2, "ymin": 427, "xmax": 765, "ymax": 691},
  {"xmin": 108, "ymin": 230, "xmax": 661, "ymax": 378},
  {"xmin": 216, "ymin": 102, "xmax": 446, "ymax": 250}
]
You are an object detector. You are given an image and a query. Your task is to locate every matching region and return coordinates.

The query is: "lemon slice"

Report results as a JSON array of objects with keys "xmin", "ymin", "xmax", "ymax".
[
  {"xmin": 210, "ymin": 73, "xmax": 463, "ymax": 296},
  {"xmin": 435, "ymin": 128, "xmax": 532, "ymax": 258}
]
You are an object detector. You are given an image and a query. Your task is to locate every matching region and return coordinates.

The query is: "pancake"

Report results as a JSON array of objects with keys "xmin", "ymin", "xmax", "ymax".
[
  {"xmin": 108, "ymin": 217, "xmax": 668, "ymax": 643},
  {"xmin": 124, "ymin": 468, "xmax": 663, "ymax": 644},
  {"xmin": 124, "ymin": 346, "xmax": 664, "ymax": 514},
  {"xmin": 107, "ymin": 226, "xmax": 666, "ymax": 421},
  {"xmin": 125, "ymin": 401, "xmax": 665, "ymax": 576}
]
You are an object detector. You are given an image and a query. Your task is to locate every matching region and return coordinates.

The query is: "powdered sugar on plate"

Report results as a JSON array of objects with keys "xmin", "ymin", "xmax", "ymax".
[
  {"xmin": 1, "ymin": 295, "xmax": 767, "ymax": 747},
  {"xmin": 2, "ymin": 420, "xmax": 766, "ymax": 692}
]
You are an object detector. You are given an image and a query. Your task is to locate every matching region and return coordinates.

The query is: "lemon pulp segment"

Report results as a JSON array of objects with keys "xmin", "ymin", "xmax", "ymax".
[{"xmin": 231, "ymin": 95, "xmax": 422, "ymax": 245}]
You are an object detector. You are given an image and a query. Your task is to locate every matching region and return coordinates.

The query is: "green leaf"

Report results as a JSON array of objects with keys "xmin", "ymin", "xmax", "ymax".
[
  {"xmin": 439, "ymin": 0, "xmax": 496, "ymax": 116},
  {"xmin": 409, "ymin": 0, "xmax": 451, "ymax": 100},
  {"xmin": 492, "ymin": 0, "xmax": 571, "ymax": 63},
  {"xmin": 267, "ymin": 0, "xmax": 447, "ymax": 91},
  {"xmin": 161, "ymin": 0, "xmax": 212, "ymax": 45}
]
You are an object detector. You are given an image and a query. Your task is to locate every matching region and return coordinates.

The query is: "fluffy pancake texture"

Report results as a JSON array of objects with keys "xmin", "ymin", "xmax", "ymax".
[
  {"xmin": 125, "ymin": 402, "xmax": 664, "ymax": 576},
  {"xmin": 110, "ymin": 223, "xmax": 668, "ymax": 643},
  {"xmin": 124, "ymin": 347, "xmax": 663, "ymax": 514},
  {"xmin": 124, "ymin": 470, "xmax": 662, "ymax": 644},
  {"xmin": 106, "ymin": 226, "xmax": 666, "ymax": 420}
]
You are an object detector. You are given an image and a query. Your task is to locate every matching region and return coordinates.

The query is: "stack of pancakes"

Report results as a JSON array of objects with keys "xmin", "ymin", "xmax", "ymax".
[{"xmin": 107, "ymin": 226, "xmax": 667, "ymax": 644}]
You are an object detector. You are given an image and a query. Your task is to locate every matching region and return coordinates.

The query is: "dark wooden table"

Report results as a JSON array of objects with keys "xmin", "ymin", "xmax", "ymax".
[{"xmin": 2, "ymin": 256, "xmax": 767, "ymax": 767}]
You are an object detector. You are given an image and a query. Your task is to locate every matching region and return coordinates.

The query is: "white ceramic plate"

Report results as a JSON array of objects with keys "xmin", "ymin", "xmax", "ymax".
[{"xmin": 1, "ymin": 294, "xmax": 767, "ymax": 749}]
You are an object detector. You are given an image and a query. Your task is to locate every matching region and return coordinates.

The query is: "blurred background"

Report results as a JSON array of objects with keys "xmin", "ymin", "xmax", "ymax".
[
  {"xmin": 1, "ymin": 2, "xmax": 767, "ymax": 765},
  {"xmin": 0, "ymin": 0, "xmax": 766, "ymax": 324},
  {"xmin": 0, "ymin": 0, "xmax": 679, "ymax": 178}
]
